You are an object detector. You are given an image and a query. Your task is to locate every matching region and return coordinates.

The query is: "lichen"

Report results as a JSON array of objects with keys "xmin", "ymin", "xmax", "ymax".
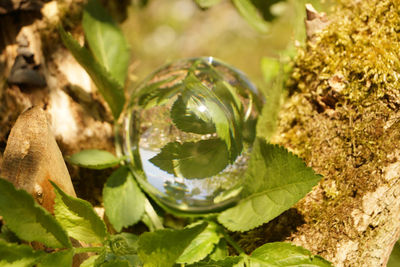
[{"xmin": 238, "ymin": 0, "xmax": 400, "ymax": 263}]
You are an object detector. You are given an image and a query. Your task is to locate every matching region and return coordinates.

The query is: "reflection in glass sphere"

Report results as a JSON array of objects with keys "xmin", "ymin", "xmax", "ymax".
[{"xmin": 120, "ymin": 57, "xmax": 263, "ymax": 213}]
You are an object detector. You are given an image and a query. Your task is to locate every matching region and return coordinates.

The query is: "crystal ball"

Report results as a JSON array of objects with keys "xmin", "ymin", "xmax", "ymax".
[{"xmin": 121, "ymin": 57, "xmax": 262, "ymax": 213}]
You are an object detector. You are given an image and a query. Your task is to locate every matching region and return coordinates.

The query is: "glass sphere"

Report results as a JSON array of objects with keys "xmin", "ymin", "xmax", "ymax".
[{"xmin": 121, "ymin": 57, "xmax": 262, "ymax": 213}]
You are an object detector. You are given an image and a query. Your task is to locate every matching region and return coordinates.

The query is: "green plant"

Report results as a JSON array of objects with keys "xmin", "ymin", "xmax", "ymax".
[
  {"xmin": 0, "ymin": 176, "xmax": 331, "ymax": 266},
  {"xmin": 0, "ymin": 0, "xmax": 334, "ymax": 266}
]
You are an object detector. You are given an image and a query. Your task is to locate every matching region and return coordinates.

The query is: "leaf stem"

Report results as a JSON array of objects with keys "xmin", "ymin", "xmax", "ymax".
[
  {"xmin": 144, "ymin": 198, "xmax": 164, "ymax": 230},
  {"xmin": 74, "ymin": 246, "xmax": 104, "ymax": 254},
  {"xmin": 221, "ymin": 228, "xmax": 245, "ymax": 255}
]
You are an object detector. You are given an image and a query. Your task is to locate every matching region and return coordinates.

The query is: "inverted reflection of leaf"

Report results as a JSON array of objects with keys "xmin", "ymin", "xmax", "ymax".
[
  {"xmin": 149, "ymin": 139, "xmax": 229, "ymax": 179},
  {"xmin": 171, "ymin": 95, "xmax": 216, "ymax": 134}
]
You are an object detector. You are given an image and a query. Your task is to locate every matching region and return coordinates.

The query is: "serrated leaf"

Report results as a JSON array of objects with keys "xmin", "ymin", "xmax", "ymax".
[
  {"xmin": 103, "ymin": 167, "xmax": 146, "ymax": 232},
  {"xmin": 0, "ymin": 178, "xmax": 71, "ymax": 248},
  {"xmin": 38, "ymin": 250, "xmax": 74, "ymax": 267},
  {"xmin": 171, "ymin": 95, "xmax": 216, "ymax": 134},
  {"xmin": 194, "ymin": 0, "xmax": 222, "ymax": 8},
  {"xmin": 231, "ymin": 0, "xmax": 270, "ymax": 33},
  {"xmin": 149, "ymin": 139, "xmax": 229, "ymax": 179},
  {"xmin": 52, "ymin": 181, "xmax": 107, "ymax": 244},
  {"xmin": 138, "ymin": 222, "xmax": 207, "ymax": 267},
  {"xmin": 248, "ymin": 242, "xmax": 333, "ymax": 266},
  {"xmin": 186, "ymin": 256, "xmax": 242, "ymax": 267},
  {"xmin": 66, "ymin": 149, "xmax": 122, "ymax": 169},
  {"xmin": 83, "ymin": 0, "xmax": 130, "ymax": 86},
  {"xmin": 59, "ymin": 26, "xmax": 125, "ymax": 119},
  {"xmin": 218, "ymin": 139, "xmax": 322, "ymax": 231},
  {"xmin": 0, "ymin": 240, "xmax": 45, "ymax": 267},
  {"xmin": 209, "ymin": 239, "xmax": 228, "ymax": 261},
  {"xmin": 177, "ymin": 221, "xmax": 221, "ymax": 264}
]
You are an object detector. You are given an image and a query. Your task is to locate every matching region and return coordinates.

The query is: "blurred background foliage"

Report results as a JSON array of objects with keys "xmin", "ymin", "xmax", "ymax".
[{"xmin": 121, "ymin": 0, "xmax": 331, "ymax": 95}]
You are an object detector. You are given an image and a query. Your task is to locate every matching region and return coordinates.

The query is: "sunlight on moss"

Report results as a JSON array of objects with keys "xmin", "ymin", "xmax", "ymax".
[{"xmin": 292, "ymin": 0, "xmax": 400, "ymax": 103}]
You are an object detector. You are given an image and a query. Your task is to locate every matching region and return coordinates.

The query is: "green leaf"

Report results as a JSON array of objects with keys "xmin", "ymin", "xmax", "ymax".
[
  {"xmin": 83, "ymin": 0, "xmax": 130, "ymax": 86},
  {"xmin": 183, "ymin": 73, "xmax": 233, "ymax": 152},
  {"xmin": 260, "ymin": 57, "xmax": 281, "ymax": 85},
  {"xmin": 0, "ymin": 178, "xmax": 71, "ymax": 248},
  {"xmin": 388, "ymin": 241, "xmax": 400, "ymax": 267},
  {"xmin": 256, "ymin": 57, "xmax": 287, "ymax": 140},
  {"xmin": 177, "ymin": 221, "xmax": 221, "ymax": 264},
  {"xmin": 0, "ymin": 225, "xmax": 20, "ymax": 243},
  {"xmin": 103, "ymin": 167, "xmax": 146, "ymax": 232},
  {"xmin": 52, "ymin": 181, "xmax": 107, "ymax": 244},
  {"xmin": 38, "ymin": 250, "xmax": 74, "ymax": 267},
  {"xmin": 137, "ymin": 76, "xmax": 182, "ymax": 108},
  {"xmin": 149, "ymin": 139, "xmax": 229, "ymax": 179},
  {"xmin": 248, "ymin": 242, "xmax": 333, "ymax": 266},
  {"xmin": 171, "ymin": 95, "xmax": 216, "ymax": 134},
  {"xmin": 194, "ymin": 0, "xmax": 222, "ymax": 8},
  {"xmin": 209, "ymin": 239, "xmax": 228, "ymax": 261},
  {"xmin": 138, "ymin": 222, "xmax": 207, "ymax": 267},
  {"xmin": 218, "ymin": 139, "xmax": 322, "ymax": 231},
  {"xmin": 66, "ymin": 149, "xmax": 122, "ymax": 169},
  {"xmin": 0, "ymin": 240, "xmax": 44, "ymax": 266},
  {"xmin": 95, "ymin": 251, "xmax": 141, "ymax": 267},
  {"xmin": 101, "ymin": 260, "xmax": 131, "ymax": 267},
  {"xmin": 104, "ymin": 234, "xmax": 141, "ymax": 266},
  {"xmin": 231, "ymin": 0, "xmax": 270, "ymax": 33},
  {"xmin": 59, "ymin": 26, "xmax": 125, "ymax": 119},
  {"xmin": 186, "ymin": 256, "xmax": 242, "ymax": 267},
  {"xmin": 81, "ymin": 255, "xmax": 99, "ymax": 267},
  {"xmin": 115, "ymin": 232, "xmax": 140, "ymax": 253},
  {"xmin": 213, "ymin": 80, "xmax": 244, "ymax": 153}
]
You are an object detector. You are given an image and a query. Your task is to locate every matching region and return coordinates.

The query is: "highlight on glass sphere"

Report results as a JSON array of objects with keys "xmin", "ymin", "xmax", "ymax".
[{"xmin": 121, "ymin": 57, "xmax": 263, "ymax": 213}]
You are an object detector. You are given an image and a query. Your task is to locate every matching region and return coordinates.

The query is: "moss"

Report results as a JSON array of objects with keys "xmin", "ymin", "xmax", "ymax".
[
  {"xmin": 239, "ymin": 0, "xmax": 400, "ymax": 260},
  {"xmin": 292, "ymin": 0, "xmax": 400, "ymax": 103}
]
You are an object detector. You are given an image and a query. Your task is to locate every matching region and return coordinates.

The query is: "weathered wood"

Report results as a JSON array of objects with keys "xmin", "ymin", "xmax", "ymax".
[
  {"xmin": 0, "ymin": 106, "xmax": 76, "ymax": 211},
  {"xmin": 0, "ymin": 106, "xmax": 88, "ymax": 266}
]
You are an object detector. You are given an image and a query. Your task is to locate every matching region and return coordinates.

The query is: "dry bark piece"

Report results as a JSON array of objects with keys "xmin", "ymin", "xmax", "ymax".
[
  {"xmin": 305, "ymin": 3, "xmax": 330, "ymax": 42},
  {"xmin": 8, "ymin": 54, "xmax": 46, "ymax": 87},
  {"xmin": 0, "ymin": 106, "xmax": 76, "ymax": 212},
  {"xmin": 0, "ymin": 106, "xmax": 88, "ymax": 266}
]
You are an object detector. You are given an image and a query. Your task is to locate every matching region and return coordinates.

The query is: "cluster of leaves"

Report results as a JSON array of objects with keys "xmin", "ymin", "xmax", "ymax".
[
  {"xmin": 66, "ymin": 133, "xmax": 325, "ymax": 232},
  {"xmin": 0, "ymin": 176, "xmax": 332, "ymax": 266},
  {"xmin": 0, "ymin": 0, "xmax": 335, "ymax": 266}
]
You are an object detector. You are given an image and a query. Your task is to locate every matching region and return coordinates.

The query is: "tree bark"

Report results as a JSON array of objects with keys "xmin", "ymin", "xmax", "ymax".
[
  {"xmin": 267, "ymin": 1, "xmax": 400, "ymax": 266},
  {"xmin": 1, "ymin": 1, "xmax": 399, "ymax": 266},
  {"xmin": 0, "ymin": 0, "xmax": 120, "ymax": 203}
]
